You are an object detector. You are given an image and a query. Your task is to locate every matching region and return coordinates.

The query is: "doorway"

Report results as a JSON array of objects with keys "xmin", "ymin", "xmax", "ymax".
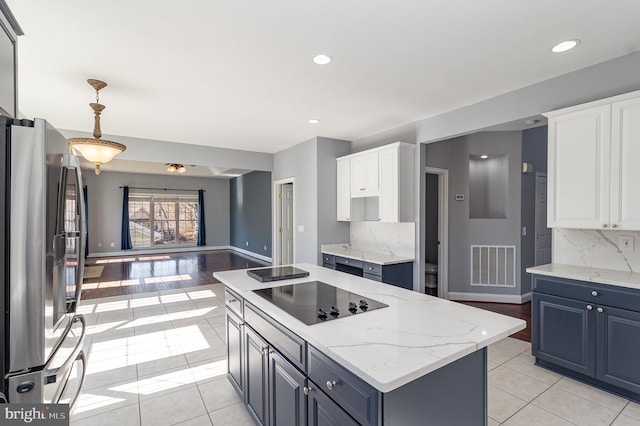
[
  {"xmin": 274, "ymin": 178, "xmax": 294, "ymax": 265},
  {"xmin": 425, "ymin": 167, "xmax": 449, "ymax": 298},
  {"xmin": 535, "ymin": 173, "xmax": 552, "ymax": 265}
]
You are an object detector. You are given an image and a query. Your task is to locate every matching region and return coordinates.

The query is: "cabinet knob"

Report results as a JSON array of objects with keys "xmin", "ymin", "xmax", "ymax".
[
  {"xmin": 360, "ymin": 188, "xmax": 365, "ymax": 191},
  {"xmin": 603, "ymin": 224, "xmax": 608, "ymax": 228},
  {"xmin": 597, "ymin": 307, "xmax": 604, "ymax": 313},
  {"xmin": 612, "ymin": 224, "xmax": 618, "ymax": 228},
  {"xmin": 261, "ymin": 346, "xmax": 269, "ymax": 355},
  {"xmin": 591, "ymin": 291, "xmax": 598, "ymax": 297},
  {"xmin": 587, "ymin": 305, "xmax": 593, "ymax": 310},
  {"xmin": 303, "ymin": 386, "xmax": 313, "ymax": 395},
  {"xmin": 326, "ymin": 380, "xmax": 337, "ymax": 390}
]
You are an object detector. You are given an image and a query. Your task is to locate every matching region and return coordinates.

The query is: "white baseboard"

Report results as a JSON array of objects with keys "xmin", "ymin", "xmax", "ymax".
[
  {"xmin": 229, "ymin": 246, "xmax": 272, "ymax": 264},
  {"xmin": 88, "ymin": 244, "xmax": 272, "ymax": 264},
  {"xmin": 449, "ymin": 291, "xmax": 532, "ymax": 304}
]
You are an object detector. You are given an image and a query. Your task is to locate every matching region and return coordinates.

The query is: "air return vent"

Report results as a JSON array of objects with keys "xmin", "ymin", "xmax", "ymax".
[{"xmin": 471, "ymin": 245, "xmax": 516, "ymax": 287}]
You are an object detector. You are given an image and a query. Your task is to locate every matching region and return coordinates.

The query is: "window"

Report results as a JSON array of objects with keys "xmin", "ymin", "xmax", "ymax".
[{"xmin": 129, "ymin": 193, "xmax": 199, "ymax": 248}]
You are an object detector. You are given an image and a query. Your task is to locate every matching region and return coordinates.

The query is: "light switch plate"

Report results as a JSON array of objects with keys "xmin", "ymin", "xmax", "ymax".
[{"xmin": 620, "ymin": 235, "xmax": 634, "ymax": 252}]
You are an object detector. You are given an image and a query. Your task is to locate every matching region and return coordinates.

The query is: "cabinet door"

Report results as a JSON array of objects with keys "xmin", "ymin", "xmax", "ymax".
[
  {"xmin": 307, "ymin": 383, "xmax": 359, "ymax": 426},
  {"xmin": 245, "ymin": 327, "xmax": 269, "ymax": 425},
  {"xmin": 336, "ymin": 159, "xmax": 351, "ymax": 221},
  {"xmin": 611, "ymin": 97, "xmax": 640, "ymax": 230},
  {"xmin": 379, "ymin": 147, "xmax": 398, "ymax": 222},
  {"xmin": 350, "ymin": 152, "xmax": 379, "ymax": 196},
  {"xmin": 547, "ymin": 105, "xmax": 611, "ymax": 228},
  {"xmin": 269, "ymin": 350, "xmax": 306, "ymax": 426},
  {"xmin": 226, "ymin": 310, "xmax": 244, "ymax": 398},
  {"xmin": 532, "ymin": 293, "xmax": 596, "ymax": 377},
  {"xmin": 596, "ymin": 305, "xmax": 640, "ymax": 394}
]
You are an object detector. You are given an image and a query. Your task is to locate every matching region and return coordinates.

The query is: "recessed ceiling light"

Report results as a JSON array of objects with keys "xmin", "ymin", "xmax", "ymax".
[
  {"xmin": 525, "ymin": 119, "xmax": 541, "ymax": 126},
  {"xmin": 312, "ymin": 54, "xmax": 332, "ymax": 65},
  {"xmin": 552, "ymin": 39, "xmax": 580, "ymax": 53},
  {"xmin": 480, "ymin": 154, "xmax": 489, "ymax": 159},
  {"xmin": 308, "ymin": 119, "xmax": 321, "ymax": 124}
]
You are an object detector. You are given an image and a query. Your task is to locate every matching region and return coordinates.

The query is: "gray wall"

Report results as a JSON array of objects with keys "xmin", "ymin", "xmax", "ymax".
[
  {"xmin": 425, "ymin": 131, "xmax": 523, "ymax": 295},
  {"xmin": 520, "ymin": 126, "xmax": 548, "ymax": 294},
  {"xmin": 425, "ymin": 173, "xmax": 438, "ymax": 265},
  {"xmin": 273, "ymin": 137, "xmax": 350, "ymax": 264},
  {"xmin": 230, "ymin": 171, "xmax": 272, "ymax": 258},
  {"xmin": 83, "ymin": 170, "xmax": 230, "ymax": 254}
]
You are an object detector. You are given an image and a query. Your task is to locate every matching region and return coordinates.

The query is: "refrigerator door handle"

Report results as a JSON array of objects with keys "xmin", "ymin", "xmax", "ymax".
[
  {"xmin": 45, "ymin": 314, "xmax": 87, "ymax": 403},
  {"xmin": 54, "ymin": 350, "xmax": 86, "ymax": 413},
  {"xmin": 71, "ymin": 162, "xmax": 86, "ymax": 312}
]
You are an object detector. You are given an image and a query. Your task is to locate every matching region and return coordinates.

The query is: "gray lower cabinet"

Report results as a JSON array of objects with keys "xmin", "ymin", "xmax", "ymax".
[
  {"xmin": 322, "ymin": 252, "xmax": 413, "ymax": 290},
  {"xmin": 245, "ymin": 326, "xmax": 269, "ymax": 425},
  {"xmin": 307, "ymin": 380, "xmax": 359, "ymax": 426},
  {"xmin": 532, "ymin": 275, "xmax": 640, "ymax": 400},
  {"xmin": 269, "ymin": 350, "xmax": 306, "ymax": 426},
  {"xmin": 226, "ymin": 310, "xmax": 245, "ymax": 398}
]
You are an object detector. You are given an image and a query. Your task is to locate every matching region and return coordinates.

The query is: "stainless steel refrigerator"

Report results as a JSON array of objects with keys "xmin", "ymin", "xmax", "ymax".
[{"xmin": 0, "ymin": 116, "xmax": 87, "ymax": 411}]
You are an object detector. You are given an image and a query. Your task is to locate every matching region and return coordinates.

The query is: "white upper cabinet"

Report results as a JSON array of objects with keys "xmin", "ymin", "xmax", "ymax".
[
  {"xmin": 336, "ymin": 142, "xmax": 414, "ymax": 223},
  {"xmin": 545, "ymin": 90, "xmax": 640, "ymax": 230},
  {"xmin": 336, "ymin": 158, "xmax": 351, "ymax": 221},
  {"xmin": 350, "ymin": 152, "xmax": 379, "ymax": 197}
]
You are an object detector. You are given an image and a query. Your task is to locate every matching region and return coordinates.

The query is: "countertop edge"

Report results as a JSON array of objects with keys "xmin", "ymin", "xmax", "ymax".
[{"xmin": 527, "ymin": 263, "xmax": 640, "ymax": 290}]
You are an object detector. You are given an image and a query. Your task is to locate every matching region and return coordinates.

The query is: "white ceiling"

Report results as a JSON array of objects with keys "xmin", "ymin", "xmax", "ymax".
[{"xmin": 7, "ymin": 0, "xmax": 640, "ymax": 155}]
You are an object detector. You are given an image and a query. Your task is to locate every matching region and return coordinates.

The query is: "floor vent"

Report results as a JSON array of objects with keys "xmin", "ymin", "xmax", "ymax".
[{"xmin": 471, "ymin": 245, "xmax": 516, "ymax": 287}]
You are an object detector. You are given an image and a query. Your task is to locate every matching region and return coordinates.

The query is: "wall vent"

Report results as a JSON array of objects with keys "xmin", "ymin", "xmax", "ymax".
[{"xmin": 470, "ymin": 245, "xmax": 516, "ymax": 287}]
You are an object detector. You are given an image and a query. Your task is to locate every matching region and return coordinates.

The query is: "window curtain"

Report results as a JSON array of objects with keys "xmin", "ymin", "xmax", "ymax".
[
  {"xmin": 197, "ymin": 189, "xmax": 206, "ymax": 246},
  {"xmin": 83, "ymin": 185, "xmax": 89, "ymax": 258},
  {"xmin": 121, "ymin": 186, "xmax": 133, "ymax": 250}
]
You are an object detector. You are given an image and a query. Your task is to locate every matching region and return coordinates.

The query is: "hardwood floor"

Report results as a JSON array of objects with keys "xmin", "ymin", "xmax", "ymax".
[
  {"xmin": 81, "ymin": 249, "xmax": 268, "ymax": 299},
  {"xmin": 82, "ymin": 251, "xmax": 532, "ymax": 342}
]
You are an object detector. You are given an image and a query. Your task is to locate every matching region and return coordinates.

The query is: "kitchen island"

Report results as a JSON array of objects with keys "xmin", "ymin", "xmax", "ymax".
[{"xmin": 215, "ymin": 264, "xmax": 525, "ymax": 425}]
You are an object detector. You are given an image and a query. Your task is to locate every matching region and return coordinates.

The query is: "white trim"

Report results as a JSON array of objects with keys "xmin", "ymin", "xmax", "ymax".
[
  {"xmin": 449, "ymin": 291, "xmax": 532, "ymax": 304},
  {"xmin": 273, "ymin": 177, "xmax": 295, "ymax": 266},
  {"xmin": 230, "ymin": 247, "xmax": 272, "ymax": 263},
  {"xmin": 425, "ymin": 167, "xmax": 449, "ymax": 299},
  {"xmin": 87, "ymin": 245, "xmax": 271, "ymax": 264}
]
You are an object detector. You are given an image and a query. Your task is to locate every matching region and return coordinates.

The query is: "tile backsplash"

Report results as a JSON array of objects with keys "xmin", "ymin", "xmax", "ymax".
[
  {"xmin": 350, "ymin": 222, "xmax": 415, "ymax": 258},
  {"xmin": 553, "ymin": 228, "xmax": 640, "ymax": 272}
]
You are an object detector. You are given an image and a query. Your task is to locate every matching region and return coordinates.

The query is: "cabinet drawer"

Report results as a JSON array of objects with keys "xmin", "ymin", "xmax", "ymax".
[
  {"xmin": 363, "ymin": 272, "xmax": 382, "ymax": 282},
  {"xmin": 322, "ymin": 253, "xmax": 336, "ymax": 266},
  {"xmin": 244, "ymin": 302, "xmax": 307, "ymax": 371},
  {"xmin": 363, "ymin": 262, "xmax": 382, "ymax": 276},
  {"xmin": 308, "ymin": 346, "xmax": 379, "ymax": 426},
  {"xmin": 335, "ymin": 256, "xmax": 363, "ymax": 269},
  {"xmin": 225, "ymin": 288, "xmax": 243, "ymax": 317},
  {"xmin": 532, "ymin": 275, "xmax": 640, "ymax": 312}
]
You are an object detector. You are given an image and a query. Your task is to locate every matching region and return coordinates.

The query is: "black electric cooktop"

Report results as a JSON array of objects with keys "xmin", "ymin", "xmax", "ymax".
[
  {"xmin": 247, "ymin": 266, "xmax": 310, "ymax": 282},
  {"xmin": 253, "ymin": 281, "xmax": 388, "ymax": 325}
]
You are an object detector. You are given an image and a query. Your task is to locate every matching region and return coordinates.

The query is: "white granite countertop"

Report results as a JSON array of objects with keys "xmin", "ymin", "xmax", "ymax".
[
  {"xmin": 321, "ymin": 243, "xmax": 415, "ymax": 265},
  {"xmin": 527, "ymin": 263, "xmax": 640, "ymax": 290},
  {"xmin": 214, "ymin": 264, "xmax": 525, "ymax": 393}
]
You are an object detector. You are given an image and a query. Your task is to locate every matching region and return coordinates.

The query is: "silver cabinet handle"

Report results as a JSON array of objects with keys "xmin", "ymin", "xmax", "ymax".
[
  {"xmin": 360, "ymin": 188, "xmax": 365, "ymax": 191},
  {"xmin": 303, "ymin": 386, "xmax": 313, "ymax": 395},
  {"xmin": 603, "ymin": 224, "xmax": 608, "ymax": 228},
  {"xmin": 227, "ymin": 298, "xmax": 237, "ymax": 304},
  {"xmin": 591, "ymin": 291, "xmax": 598, "ymax": 297},
  {"xmin": 587, "ymin": 305, "xmax": 593, "ymax": 310},
  {"xmin": 612, "ymin": 224, "xmax": 618, "ymax": 228},
  {"xmin": 597, "ymin": 307, "xmax": 604, "ymax": 313},
  {"xmin": 326, "ymin": 380, "xmax": 337, "ymax": 390}
]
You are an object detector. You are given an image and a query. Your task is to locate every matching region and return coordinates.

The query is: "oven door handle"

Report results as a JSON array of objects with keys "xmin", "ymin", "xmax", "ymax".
[{"xmin": 45, "ymin": 314, "xmax": 87, "ymax": 405}]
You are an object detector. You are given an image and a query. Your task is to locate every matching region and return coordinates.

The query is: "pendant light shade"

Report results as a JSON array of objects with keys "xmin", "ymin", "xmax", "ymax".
[{"xmin": 68, "ymin": 79, "xmax": 126, "ymax": 175}]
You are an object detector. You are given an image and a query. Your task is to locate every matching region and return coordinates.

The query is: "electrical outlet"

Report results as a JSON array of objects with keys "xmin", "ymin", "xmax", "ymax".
[
  {"xmin": 264, "ymin": 245, "xmax": 267, "ymax": 251},
  {"xmin": 246, "ymin": 241, "xmax": 249, "ymax": 247},
  {"xmin": 110, "ymin": 242, "xmax": 115, "ymax": 247},
  {"xmin": 97, "ymin": 242, "xmax": 102, "ymax": 248},
  {"xmin": 620, "ymin": 236, "xmax": 634, "ymax": 252},
  {"xmin": 522, "ymin": 226, "xmax": 527, "ymax": 236}
]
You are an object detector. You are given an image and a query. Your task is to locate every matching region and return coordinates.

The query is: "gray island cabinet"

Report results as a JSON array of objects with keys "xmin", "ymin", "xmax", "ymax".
[
  {"xmin": 216, "ymin": 264, "xmax": 525, "ymax": 425},
  {"xmin": 529, "ymin": 265, "xmax": 640, "ymax": 402}
]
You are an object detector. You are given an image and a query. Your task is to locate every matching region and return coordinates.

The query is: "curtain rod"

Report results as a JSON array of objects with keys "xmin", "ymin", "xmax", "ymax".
[{"xmin": 119, "ymin": 186, "xmax": 204, "ymax": 192}]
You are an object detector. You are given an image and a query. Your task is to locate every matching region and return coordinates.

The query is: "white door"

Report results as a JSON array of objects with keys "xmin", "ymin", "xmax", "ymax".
[
  {"xmin": 535, "ymin": 173, "xmax": 552, "ymax": 265},
  {"xmin": 280, "ymin": 183, "xmax": 294, "ymax": 265}
]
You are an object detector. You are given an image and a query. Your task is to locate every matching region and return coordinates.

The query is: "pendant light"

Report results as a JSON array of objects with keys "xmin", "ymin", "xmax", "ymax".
[{"xmin": 68, "ymin": 79, "xmax": 126, "ymax": 175}]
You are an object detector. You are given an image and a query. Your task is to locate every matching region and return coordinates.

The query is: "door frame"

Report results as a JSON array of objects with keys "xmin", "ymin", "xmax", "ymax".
[
  {"xmin": 425, "ymin": 167, "xmax": 449, "ymax": 299},
  {"xmin": 534, "ymin": 172, "xmax": 550, "ymax": 265},
  {"xmin": 273, "ymin": 177, "xmax": 295, "ymax": 266}
]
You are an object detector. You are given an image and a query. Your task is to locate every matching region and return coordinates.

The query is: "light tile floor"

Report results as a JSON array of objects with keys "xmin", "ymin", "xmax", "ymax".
[{"xmin": 69, "ymin": 285, "xmax": 640, "ymax": 425}]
